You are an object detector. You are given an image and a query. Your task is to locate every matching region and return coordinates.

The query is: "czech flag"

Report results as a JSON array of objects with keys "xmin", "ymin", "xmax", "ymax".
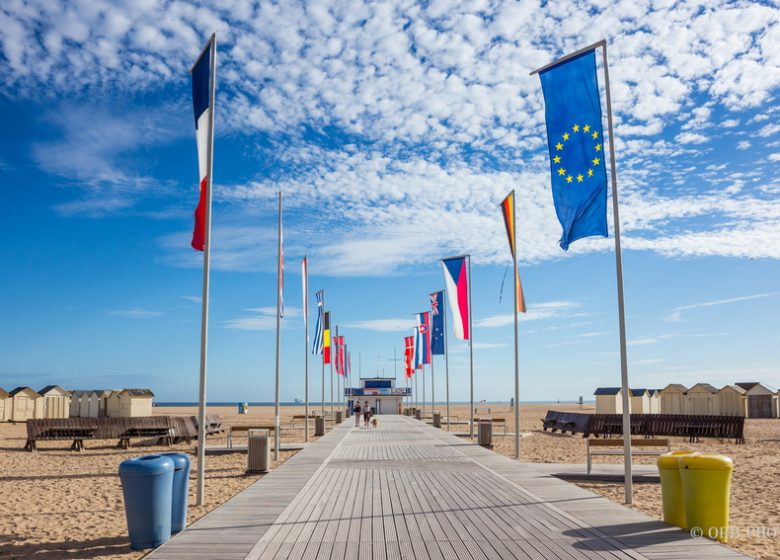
[
  {"xmin": 190, "ymin": 37, "xmax": 214, "ymax": 252},
  {"xmin": 441, "ymin": 256, "xmax": 470, "ymax": 340}
]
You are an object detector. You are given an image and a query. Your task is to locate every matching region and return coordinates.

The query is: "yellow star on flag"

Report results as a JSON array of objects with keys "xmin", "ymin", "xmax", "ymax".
[
  {"xmin": 592, "ymin": 131, "xmax": 599, "ymax": 139},
  {"xmin": 572, "ymin": 124, "xmax": 580, "ymax": 132},
  {"xmin": 592, "ymin": 157, "xmax": 600, "ymax": 166},
  {"xmin": 587, "ymin": 169, "xmax": 594, "ymax": 177},
  {"xmin": 556, "ymin": 142, "xmax": 563, "ymax": 150},
  {"xmin": 595, "ymin": 143, "xmax": 602, "ymax": 152},
  {"xmin": 557, "ymin": 168, "xmax": 566, "ymax": 176},
  {"xmin": 583, "ymin": 124, "xmax": 591, "ymax": 132},
  {"xmin": 566, "ymin": 175, "xmax": 573, "ymax": 183},
  {"xmin": 553, "ymin": 155, "xmax": 561, "ymax": 163},
  {"xmin": 577, "ymin": 174, "xmax": 584, "ymax": 182},
  {"xmin": 563, "ymin": 132, "xmax": 570, "ymax": 141}
]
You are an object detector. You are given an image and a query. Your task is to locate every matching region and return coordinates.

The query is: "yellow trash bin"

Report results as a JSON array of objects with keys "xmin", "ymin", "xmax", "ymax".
[
  {"xmin": 679, "ymin": 453, "xmax": 733, "ymax": 542},
  {"xmin": 657, "ymin": 451, "xmax": 697, "ymax": 529}
]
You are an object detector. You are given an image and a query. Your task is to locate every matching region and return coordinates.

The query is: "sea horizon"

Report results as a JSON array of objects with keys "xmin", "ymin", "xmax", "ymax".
[{"xmin": 155, "ymin": 400, "xmax": 593, "ymax": 407}]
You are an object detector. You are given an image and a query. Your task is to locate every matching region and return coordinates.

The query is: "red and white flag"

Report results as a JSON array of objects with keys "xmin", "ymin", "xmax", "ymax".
[{"xmin": 190, "ymin": 37, "xmax": 215, "ymax": 251}]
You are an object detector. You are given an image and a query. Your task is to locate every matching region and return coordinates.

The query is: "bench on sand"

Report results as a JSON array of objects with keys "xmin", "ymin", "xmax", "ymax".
[
  {"xmin": 118, "ymin": 427, "xmax": 174, "ymax": 449},
  {"xmin": 24, "ymin": 427, "xmax": 96, "ymax": 451},
  {"xmin": 586, "ymin": 437, "xmax": 670, "ymax": 474}
]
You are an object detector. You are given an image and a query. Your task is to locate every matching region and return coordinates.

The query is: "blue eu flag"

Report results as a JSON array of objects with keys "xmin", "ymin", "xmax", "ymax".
[{"xmin": 539, "ymin": 49, "xmax": 608, "ymax": 251}]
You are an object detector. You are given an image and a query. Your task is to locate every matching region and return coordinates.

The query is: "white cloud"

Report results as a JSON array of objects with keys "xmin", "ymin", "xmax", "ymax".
[
  {"xmin": 108, "ymin": 308, "xmax": 165, "ymax": 319},
  {"xmin": 475, "ymin": 301, "xmax": 582, "ymax": 328},
  {"xmin": 768, "ymin": 153, "xmax": 780, "ymax": 162},
  {"xmin": 675, "ymin": 132, "xmax": 708, "ymax": 145},
  {"xmin": 223, "ymin": 306, "xmax": 301, "ymax": 330},
  {"xmin": 627, "ymin": 338, "xmax": 658, "ymax": 346},
  {"xmin": 736, "ymin": 140, "xmax": 751, "ymax": 150}
]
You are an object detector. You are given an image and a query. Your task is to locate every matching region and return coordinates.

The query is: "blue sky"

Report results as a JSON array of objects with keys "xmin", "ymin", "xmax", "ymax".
[{"xmin": 1, "ymin": 1, "xmax": 779, "ymax": 402}]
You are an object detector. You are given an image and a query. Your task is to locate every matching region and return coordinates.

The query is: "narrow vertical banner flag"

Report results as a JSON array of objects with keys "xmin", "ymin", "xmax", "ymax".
[
  {"xmin": 190, "ymin": 37, "xmax": 214, "ymax": 251},
  {"xmin": 278, "ymin": 192, "xmax": 284, "ymax": 318},
  {"xmin": 323, "ymin": 311, "xmax": 331, "ymax": 364},
  {"xmin": 334, "ymin": 336, "xmax": 345, "ymax": 375},
  {"xmin": 416, "ymin": 312, "xmax": 431, "ymax": 365},
  {"xmin": 346, "ymin": 348, "xmax": 351, "ymax": 377},
  {"xmin": 301, "ymin": 256, "xmax": 308, "ymax": 342},
  {"xmin": 441, "ymin": 257, "xmax": 470, "ymax": 340},
  {"xmin": 539, "ymin": 49, "xmax": 608, "ymax": 251},
  {"xmin": 312, "ymin": 290, "xmax": 324, "ymax": 355},
  {"xmin": 404, "ymin": 336, "xmax": 414, "ymax": 377},
  {"xmin": 413, "ymin": 327, "xmax": 423, "ymax": 370},
  {"xmin": 429, "ymin": 291, "xmax": 445, "ymax": 355},
  {"xmin": 500, "ymin": 191, "xmax": 527, "ymax": 313}
]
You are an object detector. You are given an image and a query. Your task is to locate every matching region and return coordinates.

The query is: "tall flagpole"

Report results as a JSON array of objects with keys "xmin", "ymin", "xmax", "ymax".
[
  {"xmin": 195, "ymin": 32, "xmax": 216, "ymax": 507},
  {"xmin": 444, "ymin": 289, "xmax": 450, "ymax": 431},
  {"xmin": 511, "ymin": 190, "xmax": 521, "ymax": 461},
  {"xmin": 467, "ymin": 255, "xmax": 474, "ymax": 439},
  {"xmin": 422, "ymin": 365, "xmax": 426, "ymax": 419},
  {"xmin": 431, "ymin": 354, "xmax": 435, "ymax": 417},
  {"xmin": 303, "ymin": 256, "xmax": 309, "ymax": 442},
  {"xmin": 602, "ymin": 40, "xmax": 633, "ymax": 504},
  {"xmin": 330, "ymin": 325, "xmax": 335, "ymax": 421},
  {"xmin": 321, "ymin": 293, "xmax": 326, "ymax": 417},
  {"xmin": 273, "ymin": 190, "xmax": 282, "ymax": 461}
]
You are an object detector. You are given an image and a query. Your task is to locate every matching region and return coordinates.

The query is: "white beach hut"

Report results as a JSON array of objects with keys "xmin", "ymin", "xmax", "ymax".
[
  {"xmin": 0, "ymin": 388, "xmax": 11, "ymax": 422},
  {"xmin": 76, "ymin": 390, "xmax": 111, "ymax": 418},
  {"xmin": 718, "ymin": 385, "xmax": 748, "ymax": 416},
  {"xmin": 106, "ymin": 389, "xmax": 154, "ymax": 417},
  {"xmin": 39, "ymin": 385, "xmax": 71, "ymax": 419},
  {"xmin": 9, "ymin": 387, "xmax": 44, "ymax": 421},
  {"xmin": 660, "ymin": 384, "xmax": 688, "ymax": 414},
  {"xmin": 649, "ymin": 390, "xmax": 662, "ymax": 414},
  {"xmin": 736, "ymin": 382, "xmax": 779, "ymax": 418},
  {"xmin": 686, "ymin": 383, "xmax": 720, "ymax": 415},
  {"xmin": 69, "ymin": 390, "xmax": 83, "ymax": 417},
  {"xmin": 629, "ymin": 389, "xmax": 652, "ymax": 414},
  {"xmin": 594, "ymin": 387, "xmax": 623, "ymax": 414}
]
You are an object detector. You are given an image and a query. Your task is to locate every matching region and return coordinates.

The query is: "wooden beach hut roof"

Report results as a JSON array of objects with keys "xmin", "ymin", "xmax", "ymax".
[
  {"xmin": 0, "ymin": 388, "xmax": 9, "ymax": 398},
  {"xmin": 661, "ymin": 383, "xmax": 688, "ymax": 393},
  {"xmin": 118, "ymin": 389, "xmax": 155, "ymax": 397},
  {"xmin": 630, "ymin": 388, "xmax": 650, "ymax": 396},
  {"xmin": 9, "ymin": 387, "xmax": 41, "ymax": 397},
  {"xmin": 39, "ymin": 385, "xmax": 71, "ymax": 396},
  {"xmin": 689, "ymin": 383, "xmax": 719, "ymax": 393},
  {"xmin": 593, "ymin": 387, "xmax": 622, "ymax": 396},
  {"xmin": 736, "ymin": 382, "xmax": 777, "ymax": 392},
  {"xmin": 719, "ymin": 384, "xmax": 747, "ymax": 394}
]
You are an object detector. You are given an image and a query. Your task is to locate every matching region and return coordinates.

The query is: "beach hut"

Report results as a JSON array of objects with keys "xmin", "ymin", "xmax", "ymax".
[
  {"xmin": 106, "ymin": 389, "xmax": 154, "ymax": 417},
  {"xmin": 686, "ymin": 383, "xmax": 720, "ymax": 415},
  {"xmin": 718, "ymin": 385, "xmax": 748, "ymax": 416},
  {"xmin": 649, "ymin": 390, "xmax": 662, "ymax": 414},
  {"xmin": 629, "ymin": 389, "xmax": 652, "ymax": 414},
  {"xmin": 660, "ymin": 384, "xmax": 688, "ymax": 414},
  {"xmin": 69, "ymin": 390, "xmax": 83, "ymax": 417},
  {"xmin": 39, "ymin": 385, "xmax": 71, "ymax": 419},
  {"xmin": 75, "ymin": 390, "xmax": 112, "ymax": 418},
  {"xmin": 594, "ymin": 387, "xmax": 624, "ymax": 414},
  {"xmin": 0, "ymin": 388, "xmax": 11, "ymax": 422},
  {"xmin": 9, "ymin": 387, "xmax": 44, "ymax": 421},
  {"xmin": 736, "ymin": 382, "xmax": 779, "ymax": 418}
]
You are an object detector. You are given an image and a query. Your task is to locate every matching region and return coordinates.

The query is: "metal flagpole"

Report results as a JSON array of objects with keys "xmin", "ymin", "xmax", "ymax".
[
  {"xmin": 511, "ymin": 190, "xmax": 521, "ymax": 461},
  {"xmin": 302, "ymin": 256, "xmax": 309, "ymax": 442},
  {"xmin": 321, "ymin": 293, "xmax": 326, "ymax": 417},
  {"xmin": 601, "ymin": 40, "xmax": 633, "ymax": 505},
  {"xmin": 273, "ymin": 190, "xmax": 282, "ymax": 461},
  {"xmin": 431, "ymin": 353, "xmax": 435, "ymax": 416},
  {"xmin": 467, "ymin": 255, "xmax": 474, "ymax": 439},
  {"xmin": 330, "ymin": 326, "xmax": 335, "ymax": 421},
  {"xmin": 444, "ymin": 289, "xmax": 451, "ymax": 431},
  {"xmin": 422, "ymin": 365, "xmax": 426, "ymax": 419},
  {"xmin": 195, "ymin": 32, "xmax": 216, "ymax": 507}
]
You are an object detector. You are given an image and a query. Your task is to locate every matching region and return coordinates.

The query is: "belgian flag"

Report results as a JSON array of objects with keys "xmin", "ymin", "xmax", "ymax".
[{"xmin": 323, "ymin": 311, "xmax": 331, "ymax": 364}]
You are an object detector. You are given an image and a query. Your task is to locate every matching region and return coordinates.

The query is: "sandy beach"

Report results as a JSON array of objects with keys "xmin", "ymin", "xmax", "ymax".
[{"xmin": 1, "ymin": 403, "xmax": 777, "ymax": 559}]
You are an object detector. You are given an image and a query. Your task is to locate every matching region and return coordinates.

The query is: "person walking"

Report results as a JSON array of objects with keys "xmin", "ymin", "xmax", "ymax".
[
  {"xmin": 363, "ymin": 400, "xmax": 371, "ymax": 428},
  {"xmin": 354, "ymin": 401, "xmax": 362, "ymax": 427}
]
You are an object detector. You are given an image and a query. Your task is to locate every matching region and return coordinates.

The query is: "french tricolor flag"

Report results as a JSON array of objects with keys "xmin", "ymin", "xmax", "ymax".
[
  {"xmin": 441, "ymin": 256, "xmax": 470, "ymax": 340},
  {"xmin": 191, "ymin": 37, "xmax": 214, "ymax": 251}
]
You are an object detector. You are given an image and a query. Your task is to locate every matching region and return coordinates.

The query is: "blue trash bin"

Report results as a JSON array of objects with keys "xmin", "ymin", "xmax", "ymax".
[
  {"xmin": 161, "ymin": 452, "xmax": 191, "ymax": 533},
  {"xmin": 118, "ymin": 455, "xmax": 174, "ymax": 550}
]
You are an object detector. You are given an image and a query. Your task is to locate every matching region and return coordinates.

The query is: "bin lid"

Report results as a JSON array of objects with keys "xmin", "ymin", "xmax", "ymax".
[
  {"xmin": 119, "ymin": 455, "xmax": 174, "ymax": 477},
  {"xmin": 657, "ymin": 450, "xmax": 697, "ymax": 469},
  {"xmin": 680, "ymin": 453, "xmax": 734, "ymax": 471},
  {"xmin": 160, "ymin": 452, "xmax": 191, "ymax": 472}
]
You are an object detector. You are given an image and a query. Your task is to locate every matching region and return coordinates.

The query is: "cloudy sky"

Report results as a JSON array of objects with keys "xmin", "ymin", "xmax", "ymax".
[{"xmin": 1, "ymin": 0, "xmax": 779, "ymax": 402}]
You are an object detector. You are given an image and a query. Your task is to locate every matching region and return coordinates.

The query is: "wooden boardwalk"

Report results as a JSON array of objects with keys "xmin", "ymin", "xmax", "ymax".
[{"xmin": 148, "ymin": 415, "xmax": 750, "ymax": 560}]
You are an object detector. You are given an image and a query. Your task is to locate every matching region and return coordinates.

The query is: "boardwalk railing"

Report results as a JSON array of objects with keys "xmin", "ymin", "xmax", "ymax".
[{"xmin": 540, "ymin": 411, "xmax": 746, "ymax": 443}]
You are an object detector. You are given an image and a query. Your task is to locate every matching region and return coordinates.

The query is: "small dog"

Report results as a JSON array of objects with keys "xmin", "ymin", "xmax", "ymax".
[{"xmin": 371, "ymin": 417, "xmax": 378, "ymax": 428}]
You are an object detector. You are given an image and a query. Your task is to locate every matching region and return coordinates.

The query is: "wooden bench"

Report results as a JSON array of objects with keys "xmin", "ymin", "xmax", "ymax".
[
  {"xmin": 25, "ymin": 428, "xmax": 96, "ymax": 452},
  {"xmin": 586, "ymin": 438, "xmax": 670, "ymax": 474},
  {"xmin": 118, "ymin": 427, "xmax": 174, "ymax": 449}
]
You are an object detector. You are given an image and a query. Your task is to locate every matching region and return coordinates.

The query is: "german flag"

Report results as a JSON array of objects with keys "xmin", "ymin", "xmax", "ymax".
[
  {"xmin": 500, "ymin": 190, "xmax": 527, "ymax": 313},
  {"xmin": 323, "ymin": 311, "xmax": 331, "ymax": 364}
]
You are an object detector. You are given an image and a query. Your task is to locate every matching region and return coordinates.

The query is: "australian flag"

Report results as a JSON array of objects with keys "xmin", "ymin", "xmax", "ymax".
[
  {"xmin": 539, "ymin": 49, "xmax": 608, "ymax": 251},
  {"xmin": 430, "ymin": 291, "xmax": 445, "ymax": 355}
]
